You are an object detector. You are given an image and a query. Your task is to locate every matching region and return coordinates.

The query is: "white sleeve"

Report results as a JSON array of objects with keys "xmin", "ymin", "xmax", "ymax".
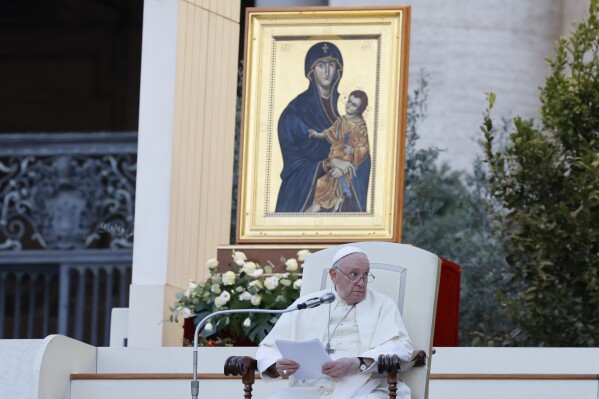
[{"xmin": 256, "ymin": 343, "xmax": 284, "ymax": 381}]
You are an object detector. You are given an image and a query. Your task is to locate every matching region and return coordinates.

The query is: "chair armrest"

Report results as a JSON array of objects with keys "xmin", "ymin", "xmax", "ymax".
[
  {"xmin": 224, "ymin": 356, "xmax": 257, "ymax": 382},
  {"xmin": 377, "ymin": 350, "xmax": 427, "ymax": 374},
  {"xmin": 225, "ymin": 356, "xmax": 258, "ymax": 398}
]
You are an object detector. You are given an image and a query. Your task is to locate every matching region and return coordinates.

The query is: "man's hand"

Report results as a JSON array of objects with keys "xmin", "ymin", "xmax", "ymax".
[
  {"xmin": 268, "ymin": 358, "xmax": 299, "ymax": 378},
  {"xmin": 330, "ymin": 158, "xmax": 356, "ymax": 178},
  {"xmin": 322, "ymin": 357, "xmax": 359, "ymax": 379}
]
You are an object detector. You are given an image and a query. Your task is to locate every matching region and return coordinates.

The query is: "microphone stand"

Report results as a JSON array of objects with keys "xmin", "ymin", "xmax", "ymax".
[{"xmin": 190, "ymin": 307, "xmax": 300, "ymax": 399}]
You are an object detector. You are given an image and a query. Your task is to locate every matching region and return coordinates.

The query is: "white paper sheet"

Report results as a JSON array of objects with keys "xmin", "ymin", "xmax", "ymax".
[{"xmin": 275, "ymin": 338, "xmax": 333, "ymax": 380}]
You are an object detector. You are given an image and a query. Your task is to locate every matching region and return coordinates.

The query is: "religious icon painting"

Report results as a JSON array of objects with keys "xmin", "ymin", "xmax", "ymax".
[{"xmin": 237, "ymin": 6, "xmax": 411, "ymax": 243}]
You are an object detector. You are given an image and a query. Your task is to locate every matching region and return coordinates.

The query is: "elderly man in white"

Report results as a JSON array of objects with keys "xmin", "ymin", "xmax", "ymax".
[{"xmin": 256, "ymin": 246, "xmax": 414, "ymax": 399}]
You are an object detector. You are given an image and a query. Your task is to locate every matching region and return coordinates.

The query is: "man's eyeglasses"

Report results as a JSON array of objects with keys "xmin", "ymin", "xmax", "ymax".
[{"xmin": 334, "ymin": 267, "xmax": 375, "ymax": 283}]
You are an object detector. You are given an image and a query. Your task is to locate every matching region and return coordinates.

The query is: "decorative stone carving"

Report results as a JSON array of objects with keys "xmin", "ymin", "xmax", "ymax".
[{"xmin": 0, "ymin": 133, "xmax": 136, "ymax": 250}]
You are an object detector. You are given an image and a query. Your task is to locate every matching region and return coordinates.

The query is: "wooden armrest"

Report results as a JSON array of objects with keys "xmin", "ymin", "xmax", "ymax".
[
  {"xmin": 224, "ymin": 356, "xmax": 257, "ymax": 382},
  {"xmin": 224, "ymin": 356, "xmax": 258, "ymax": 398},
  {"xmin": 377, "ymin": 350, "xmax": 427, "ymax": 374}
]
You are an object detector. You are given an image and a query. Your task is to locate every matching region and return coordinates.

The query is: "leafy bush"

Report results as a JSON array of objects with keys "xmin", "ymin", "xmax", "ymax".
[
  {"xmin": 402, "ymin": 73, "xmax": 509, "ymax": 346},
  {"xmin": 481, "ymin": 0, "xmax": 599, "ymax": 346}
]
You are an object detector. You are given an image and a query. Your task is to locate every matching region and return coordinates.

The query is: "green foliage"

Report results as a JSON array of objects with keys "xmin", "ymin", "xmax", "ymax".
[
  {"xmin": 481, "ymin": 0, "xmax": 599, "ymax": 346},
  {"xmin": 402, "ymin": 72, "xmax": 510, "ymax": 346}
]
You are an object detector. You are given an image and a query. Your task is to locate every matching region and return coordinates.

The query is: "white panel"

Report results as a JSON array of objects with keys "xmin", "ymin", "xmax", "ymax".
[
  {"xmin": 429, "ymin": 380, "xmax": 598, "ymax": 399},
  {"xmin": 97, "ymin": 346, "xmax": 258, "ymax": 373},
  {"xmin": 109, "ymin": 308, "xmax": 129, "ymax": 348},
  {"xmin": 432, "ymin": 347, "xmax": 599, "ymax": 374},
  {"xmin": 133, "ymin": 0, "xmax": 180, "ymax": 285},
  {"xmin": 34, "ymin": 335, "xmax": 97, "ymax": 399},
  {"xmin": 71, "ymin": 378, "xmax": 287, "ymax": 399},
  {"xmin": 127, "ymin": 285, "xmax": 166, "ymax": 348},
  {"xmin": 0, "ymin": 339, "xmax": 44, "ymax": 399}
]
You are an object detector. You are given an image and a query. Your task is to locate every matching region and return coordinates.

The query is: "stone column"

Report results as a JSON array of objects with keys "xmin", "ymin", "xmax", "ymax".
[{"xmin": 128, "ymin": 0, "xmax": 240, "ymax": 347}]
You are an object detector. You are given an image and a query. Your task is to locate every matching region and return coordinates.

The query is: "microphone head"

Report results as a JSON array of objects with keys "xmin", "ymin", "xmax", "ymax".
[{"xmin": 321, "ymin": 293, "xmax": 335, "ymax": 304}]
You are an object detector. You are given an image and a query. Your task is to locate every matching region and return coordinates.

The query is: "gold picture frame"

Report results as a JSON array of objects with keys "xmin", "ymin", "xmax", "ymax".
[{"xmin": 237, "ymin": 6, "xmax": 411, "ymax": 243}]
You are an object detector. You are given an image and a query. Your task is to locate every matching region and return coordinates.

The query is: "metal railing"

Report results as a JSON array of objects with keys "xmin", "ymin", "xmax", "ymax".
[{"xmin": 0, "ymin": 250, "xmax": 132, "ymax": 346}]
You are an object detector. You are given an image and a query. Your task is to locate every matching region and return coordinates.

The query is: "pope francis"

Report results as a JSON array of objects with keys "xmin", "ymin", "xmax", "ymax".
[{"xmin": 256, "ymin": 246, "xmax": 414, "ymax": 399}]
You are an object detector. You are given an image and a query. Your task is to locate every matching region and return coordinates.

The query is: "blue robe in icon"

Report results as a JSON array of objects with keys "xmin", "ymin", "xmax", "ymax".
[{"xmin": 275, "ymin": 41, "xmax": 371, "ymax": 213}]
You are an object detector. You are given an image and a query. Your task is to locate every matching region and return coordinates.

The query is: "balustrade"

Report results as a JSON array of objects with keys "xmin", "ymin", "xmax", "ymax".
[{"xmin": 0, "ymin": 132, "xmax": 137, "ymax": 346}]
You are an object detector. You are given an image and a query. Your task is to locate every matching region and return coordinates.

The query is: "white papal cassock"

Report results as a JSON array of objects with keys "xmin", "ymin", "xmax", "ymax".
[{"xmin": 257, "ymin": 288, "xmax": 413, "ymax": 399}]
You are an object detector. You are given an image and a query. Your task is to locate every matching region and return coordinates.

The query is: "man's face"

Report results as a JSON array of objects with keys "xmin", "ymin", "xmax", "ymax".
[
  {"xmin": 313, "ymin": 58, "xmax": 338, "ymax": 89},
  {"xmin": 345, "ymin": 95, "xmax": 362, "ymax": 116},
  {"xmin": 329, "ymin": 253, "xmax": 370, "ymax": 304}
]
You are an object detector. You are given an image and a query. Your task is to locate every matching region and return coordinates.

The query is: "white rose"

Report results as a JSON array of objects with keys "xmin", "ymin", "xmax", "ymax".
[
  {"xmin": 243, "ymin": 317, "xmax": 251, "ymax": 328},
  {"xmin": 251, "ymin": 294, "xmax": 262, "ymax": 306},
  {"xmin": 239, "ymin": 291, "xmax": 252, "ymax": 301},
  {"xmin": 293, "ymin": 279, "xmax": 302, "ymax": 290},
  {"xmin": 285, "ymin": 258, "xmax": 299, "ymax": 272},
  {"xmin": 206, "ymin": 258, "xmax": 219, "ymax": 269},
  {"xmin": 233, "ymin": 251, "xmax": 247, "ymax": 266},
  {"xmin": 214, "ymin": 296, "xmax": 227, "ymax": 308},
  {"xmin": 248, "ymin": 280, "xmax": 263, "ymax": 290},
  {"xmin": 205, "ymin": 322, "xmax": 213, "ymax": 331},
  {"xmin": 297, "ymin": 249, "xmax": 311, "ymax": 262},
  {"xmin": 211, "ymin": 284, "xmax": 221, "ymax": 294},
  {"xmin": 264, "ymin": 276, "xmax": 279, "ymax": 290},
  {"xmin": 280, "ymin": 278, "xmax": 291, "ymax": 287},
  {"xmin": 182, "ymin": 308, "xmax": 192, "ymax": 318},
  {"xmin": 241, "ymin": 261, "xmax": 257, "ymax": 275},
  {"xmin": 219, "ymin": 291, "xmax": 231, "ymax": 302},
  {"xmin": 185, "ymin": 281, "xmax": 197, "ymax": 297},
  {"xmin": 251, "ymin": 269, "xmax": 263, "ymax": 278},
  {"xmin": 222, "ymin": 271, "xmax": 236, "ymax": 286}
]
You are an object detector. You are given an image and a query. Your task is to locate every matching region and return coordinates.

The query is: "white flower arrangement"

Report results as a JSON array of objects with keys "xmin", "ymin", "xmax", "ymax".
[
  {"xmin": 170, "ymin": 249, "xmax": 311, "ymax": 345},
  {"xmin": 285, "ymin": 258, "xmax": 299, "ymax": 272}
]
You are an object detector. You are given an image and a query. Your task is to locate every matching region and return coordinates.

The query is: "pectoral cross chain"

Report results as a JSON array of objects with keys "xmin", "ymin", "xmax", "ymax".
[{"xmin": 325, "ymin": 343, "xmax": 335, "ymax": 354}]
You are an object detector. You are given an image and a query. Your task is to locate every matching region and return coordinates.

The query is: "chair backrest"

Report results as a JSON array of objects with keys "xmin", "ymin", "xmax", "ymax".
[{"xmin": 301, "ymin": 242, "xmax": 441, "ymax": 399}]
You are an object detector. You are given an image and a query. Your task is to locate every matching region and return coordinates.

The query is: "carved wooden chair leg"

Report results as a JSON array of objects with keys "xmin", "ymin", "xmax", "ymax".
[
  {"xmin": 225, "ymin": 356, "xmax": 258, "ymax": 399},
  {"xmin": 386, "ymin": 372, "xmax": 398, "ymax": 399},
  {"xmin": 379, "ymin": 354, "xmax": 400, "ymax": 399},
  {"xmin": 379, "ymin": 351, "xmax": 427, "ymax": 399}
]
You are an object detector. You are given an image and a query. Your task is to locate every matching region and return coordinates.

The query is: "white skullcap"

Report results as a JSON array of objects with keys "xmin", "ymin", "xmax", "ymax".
[{"xmin": 331, "ymin": 246, "xmax": 367, "ymax": 266}]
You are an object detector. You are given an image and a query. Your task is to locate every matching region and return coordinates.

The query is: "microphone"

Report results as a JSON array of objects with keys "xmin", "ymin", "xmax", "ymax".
[
  {"xmin": 190, "ymin": 292, "xmax": 336, "ymax": 399},
  {"xmin": 296, "ymin": 292, "xmax": 336, "ymax": 310}
]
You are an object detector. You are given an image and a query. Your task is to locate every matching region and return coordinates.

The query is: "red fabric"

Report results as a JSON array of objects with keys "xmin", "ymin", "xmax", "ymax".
[
  {"xmin": 183, "ymin": 317, "xmax": 195, "ymax": 342},
  {"xmin": 433, "ymin": 258, "xmax": 461, "ymax": 346}
]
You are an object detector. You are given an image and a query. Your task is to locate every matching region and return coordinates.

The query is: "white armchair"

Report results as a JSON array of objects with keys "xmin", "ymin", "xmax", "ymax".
[{"xmin": 225, "ymin": 242, "xmax": 441, "ymax": 399}]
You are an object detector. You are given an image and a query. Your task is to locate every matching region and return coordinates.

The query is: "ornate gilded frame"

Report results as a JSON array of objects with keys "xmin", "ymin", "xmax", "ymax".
[{"xmin": 237, "ymin": 6, "xmax": 411, "ymax": 243}]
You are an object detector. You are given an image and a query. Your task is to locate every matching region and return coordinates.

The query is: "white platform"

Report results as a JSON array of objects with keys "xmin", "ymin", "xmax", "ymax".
[
  {"xmin": 430, "ymin": 347, "xmax": 599, "ymax": 399},
  {"xmin": 2, "ymin": 336, "xmax": 599, "ymax": 399}
]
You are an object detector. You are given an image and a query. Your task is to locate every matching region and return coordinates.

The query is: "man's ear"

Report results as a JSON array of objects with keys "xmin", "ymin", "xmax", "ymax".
[{"xmin": 329, "ymin": 267, "xmax": 337, "ymax": 284}]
